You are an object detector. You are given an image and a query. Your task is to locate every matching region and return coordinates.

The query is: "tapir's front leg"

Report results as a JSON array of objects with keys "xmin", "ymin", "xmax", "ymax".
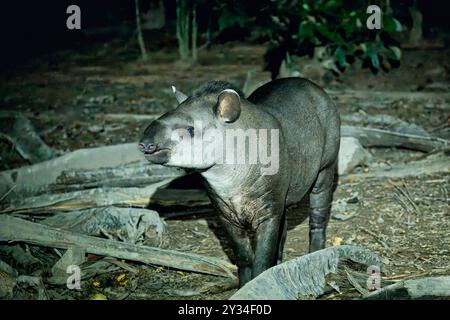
[
  {"xmin": 252, "ymin": 215, "xmax": 283, "ymax": 279},
  {"xmin": 219, "ymin": 216, "xmax": 254, "ymax": 287}
]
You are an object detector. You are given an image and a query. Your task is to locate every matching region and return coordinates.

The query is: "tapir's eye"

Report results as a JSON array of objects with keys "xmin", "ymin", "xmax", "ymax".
[{"xmin": 186, "ymin": 126, "xmax": 194, "ymax": 137}]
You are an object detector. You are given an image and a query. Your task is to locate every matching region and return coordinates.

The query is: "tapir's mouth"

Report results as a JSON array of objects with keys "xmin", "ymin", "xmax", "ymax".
[{"xmin": 144, "ymin": 148, "xmax": 171, "ymax": 164}]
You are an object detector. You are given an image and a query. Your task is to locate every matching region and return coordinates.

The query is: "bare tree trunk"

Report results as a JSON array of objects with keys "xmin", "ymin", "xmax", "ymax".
[
  {"xmin": 191, "ymin": 5, "xmax": 198, "ymax": 61},
  {"xmin": 0, "ymin": 215, "xmax": 236, "ymax": 278},
  {"xmin": 176, "ymin": 0, "xmax": 189, "ymax": 61},
  {"xmin": 408, "ymin": 1, "xmax": 423, "ymax": 47},
  {"xmin": 135, "ymin": 0, "xmax": 148, "ymax": 61}
]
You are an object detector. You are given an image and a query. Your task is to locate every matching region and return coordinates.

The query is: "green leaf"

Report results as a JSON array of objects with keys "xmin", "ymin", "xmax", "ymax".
[
  {"xmin": 393, "ymin": 18, "xmax": 402, "ymax": 32},
  {"xmin": 383, "ymin": 16, "xmax": 402, "ymax": 34},
  {"xmin": 388, "ymin": 46, "xmax": 402, "ymax": 60},
  {"xmin": 298, "ymin": 21, "xmax": 314, "ymax": 43},
  {"xmin": 369, "ymin": 51, "xmax": 380, "ymax": 69},
  {"xmin": 316, "ymin": 24, "xmax": 344, "ymax": 45},
  {"xmin": 335, "ymin": 47, "xmax": 348, "ymax": 67},
  {"xmin": 345, "ymin": 43, "xmax": 357, "ymax": 55}
]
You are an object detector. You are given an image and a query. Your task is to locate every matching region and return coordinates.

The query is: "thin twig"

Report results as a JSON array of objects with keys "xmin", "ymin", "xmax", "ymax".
[
  {"xmin": 358, "ymin": 226, "xmax": 390, "ymax": 251},
  {"xmin": 0, "ymin": 184, "xmax": 16, "ymax": 203}
]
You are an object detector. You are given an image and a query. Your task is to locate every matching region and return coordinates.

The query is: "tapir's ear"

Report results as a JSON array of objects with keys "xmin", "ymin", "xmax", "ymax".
[
  {"xmin": 171, "ymin": 86, "xmax": 188, "ymax": 104},
  {"xmin": 215, "ymin": 89, "xmax": 241, "ymax": 123}
]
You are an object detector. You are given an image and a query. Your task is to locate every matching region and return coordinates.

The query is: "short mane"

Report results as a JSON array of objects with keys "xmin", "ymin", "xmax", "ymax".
[{"xmin": 193, "ymin": 80, "xmax": 244, "ymax": 98}]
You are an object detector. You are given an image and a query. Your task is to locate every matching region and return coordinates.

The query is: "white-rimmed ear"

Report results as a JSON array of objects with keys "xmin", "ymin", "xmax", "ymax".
[
  {"xmin": 215, "ymin": 89, "xmax": 241, "ymax": 123},
  {"xmin": 171, "ymin": 85, "xmax": 188, "ymax": 104}
]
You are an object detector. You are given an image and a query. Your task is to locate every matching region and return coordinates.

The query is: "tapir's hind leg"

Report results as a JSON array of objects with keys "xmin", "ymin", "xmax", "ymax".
[
  {"xmin": 309, "ymin": 163, "xmax": 336, "ymax": 252},
  {"xmin": 277, "ymin": 212, "xmax": 287, "ymax": 264}
]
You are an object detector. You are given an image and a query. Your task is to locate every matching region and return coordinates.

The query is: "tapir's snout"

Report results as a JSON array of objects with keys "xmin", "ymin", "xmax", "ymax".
[
  {"xmin": 138, "ymin": 139, "xmax": 171, "ymax": 164},
  {"xmin": 139, "ymin": 120, "xmax": 165, "ymax": 155},
  {"xmin": 138, "ymin": 141, "xmax": 157, "ymax": 155},
  {"xmin": 139, "ymin": 121, "xmax": 172, "ymax": 165}
]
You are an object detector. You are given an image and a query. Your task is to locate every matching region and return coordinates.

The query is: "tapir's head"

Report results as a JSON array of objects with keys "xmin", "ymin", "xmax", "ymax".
[{"xmin": 139, "ymin": 81, "xmax": 243, "ymax": 169}]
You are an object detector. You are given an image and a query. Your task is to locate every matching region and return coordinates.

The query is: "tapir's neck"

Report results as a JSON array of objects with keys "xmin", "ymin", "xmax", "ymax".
[{"xmin": 201, "ymin": 163, "xmax": 255, "ymax": 198}]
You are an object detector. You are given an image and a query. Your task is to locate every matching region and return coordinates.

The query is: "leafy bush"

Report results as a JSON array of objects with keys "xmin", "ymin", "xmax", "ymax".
[{"xmin": 213, "ymin": 0, "xmax": 405, "ymax": 76}]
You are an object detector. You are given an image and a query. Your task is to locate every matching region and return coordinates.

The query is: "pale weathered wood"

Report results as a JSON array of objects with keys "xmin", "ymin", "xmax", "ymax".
[
  {"xmin": 1, "ymin": 187, "xmax": 209, "ymax": 214},
  {"xmin": 99, "ymin": 113, "xmax": 160, "ymax": 122},
  {"xmin": 327, "ymin": 89, "xmax": 450, "ymax": 110},
  {"xmin": 51, "ymin": 163, "xmax": 183, "ymax": 191},
  {"xmin": 341, "ymin": 126, "xmax": 449, "ymax": 152},
  {"xmin": 344, "ymin": 153, "xmax": 450, "ymax": 181},
  {"xmin": 0, "ymin": 180, "xmax": 173, "ymax": 214},
  {"xmin": 0, "ymin": 111, "xmax": 54, "ymax": 163},
  {"xmin": 341, "ymin": 113, "xmax": 430, "ymax": 136},
  {"xmin": 0, "ymin": 143, "xmax": 146, "ymax": 199},
  {"xmin": 0, "ymin": 215, "xmax": 236, "ymax": 278},
  {"xmin": 0, "ymin": 143, "xmax": 186, "ymax": 201},
  {"xmin": 363, "ymin": 276, "xmax": 450, "ymax": 300},
  {"xmin": 230, "ymin": 245, "xmax": 383, "ymax": 300}
]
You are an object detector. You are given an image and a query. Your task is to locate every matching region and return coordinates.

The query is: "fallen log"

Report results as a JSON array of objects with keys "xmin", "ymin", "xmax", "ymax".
[
  {"xmin": 230, "ymin": 245, "xmax": 383, "ymax": 300},
  {"xmin": 344, "ymin": 153, "xmax": 450, "ymax": 181},
  {"xmin": 341, "ymin": 126, "xmax": 449, "ymax": 152},
  {"xmin": 327, "ymin": 89, "xmax": 450, "ymax": 110},
  {"xmin": 363, "ymin": 276, "xmax": 450, "ymax": 300},
  {"xmin": 1, "ymin": 186, "xmax": 209, "ymax": 215},
  {"xmin": 0, "ymin": 180, "xmax": 173, "ymax": 214},
  {"xmin": 51, "ymin": 163, "xmax": 183, "ymax": 192},
  {"xmin": 0, "ymin": 215, "xmax": 236, "ymax": 278},
  {"xmin": 0, "ymin": 111, "xmax": 54, "ymax": 163},
  {"xmin": 99, "ymin": 113, "xmax": 160, "ymax": 122},
  {"xmin": 341, "ymin": 113, "xmax": 430, "ymax": 137},
  {"xmin": 0, "ymin": 143, "xmax": 142, "ymax": 197},
  {"xmin": 0, "ymin": 143, "xmax": 184, "ymax": 200}
]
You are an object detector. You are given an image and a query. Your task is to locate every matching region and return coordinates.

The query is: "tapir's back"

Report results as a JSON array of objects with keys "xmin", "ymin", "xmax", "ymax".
[{"xmin": 248, "ymin": 77, "xmax": 340, "ymax": 203}]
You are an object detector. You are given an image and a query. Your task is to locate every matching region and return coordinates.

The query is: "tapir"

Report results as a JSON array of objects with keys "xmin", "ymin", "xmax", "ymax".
[{"xmin": 139, "ymin": 78, "xmax": 340, "ymax": 287}]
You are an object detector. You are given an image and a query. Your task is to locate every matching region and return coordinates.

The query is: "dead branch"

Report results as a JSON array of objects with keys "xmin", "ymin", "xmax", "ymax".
[
  {"xmin": 0, "ymin": 111, "xmax": 54, "ymax": 163},
  {"xmin": 341, "ymin": 126, "xmax": 448, "ymax": 152},
  {"xmin": 1, "ymin": 186, "xmax": 209, "ymax": 215},
  {"xmin": 0, "ymin": 215, "xmax": 237, "ymax": 278},
  {"xmin": 344, "ymin": 153, "xmax": 450, "ymax": 181},
  {"xmin": 0, "ymin": 143, "xmax": 176, "ymax": 200},
  {"xmin": 358, "ymin": 226, "xmax": 390, "ymax": 251},
  {"xmin": 327, "ymin": 90, "xmax": 450, "ymax": 110},
  {"xmin": 363, "ymin": 276, "xmax": 450, "ymax": 300},
  {"xmin": 341, "ymin": 113, "xmax": 430, "ymax": 136},
  {"xmin": 0, "ymin": 180, "xmax": 173, "ymax": 214},
  {"xmin": 51, "ymin": 163, "xmax": 183, "ymax": 192},
  {"xmin": 99, "ymin": 113, "xmax": 160, "ymax": 122},
  {"xmin": 230, "ymin": 245, "xmax": 383, "ymax": 300}
]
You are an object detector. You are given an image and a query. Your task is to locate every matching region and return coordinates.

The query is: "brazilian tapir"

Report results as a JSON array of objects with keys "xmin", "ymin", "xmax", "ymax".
[{"xmin": 139, "ymin": 77, "xmax": 340, "ymax": 286}]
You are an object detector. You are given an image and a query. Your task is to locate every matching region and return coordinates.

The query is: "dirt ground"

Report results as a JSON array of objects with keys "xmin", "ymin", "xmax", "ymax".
[{"xmin": 0, "ymin": 41, "xmax": 449, "ymax": 300}]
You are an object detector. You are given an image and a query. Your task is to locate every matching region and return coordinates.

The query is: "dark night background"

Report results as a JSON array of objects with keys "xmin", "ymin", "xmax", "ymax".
[
  {"xmin": 0, "ymin": 0, "xmax": 449, "ymax": 300},
  {"xmin": 1, "ymin": 0, "xmax": 450, "ymax": 67}
]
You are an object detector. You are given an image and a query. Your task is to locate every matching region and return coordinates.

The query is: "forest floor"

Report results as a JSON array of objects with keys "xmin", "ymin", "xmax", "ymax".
[{"xmin": 0, "ymin": 40, "xmax": 449, "ymax": 300}]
